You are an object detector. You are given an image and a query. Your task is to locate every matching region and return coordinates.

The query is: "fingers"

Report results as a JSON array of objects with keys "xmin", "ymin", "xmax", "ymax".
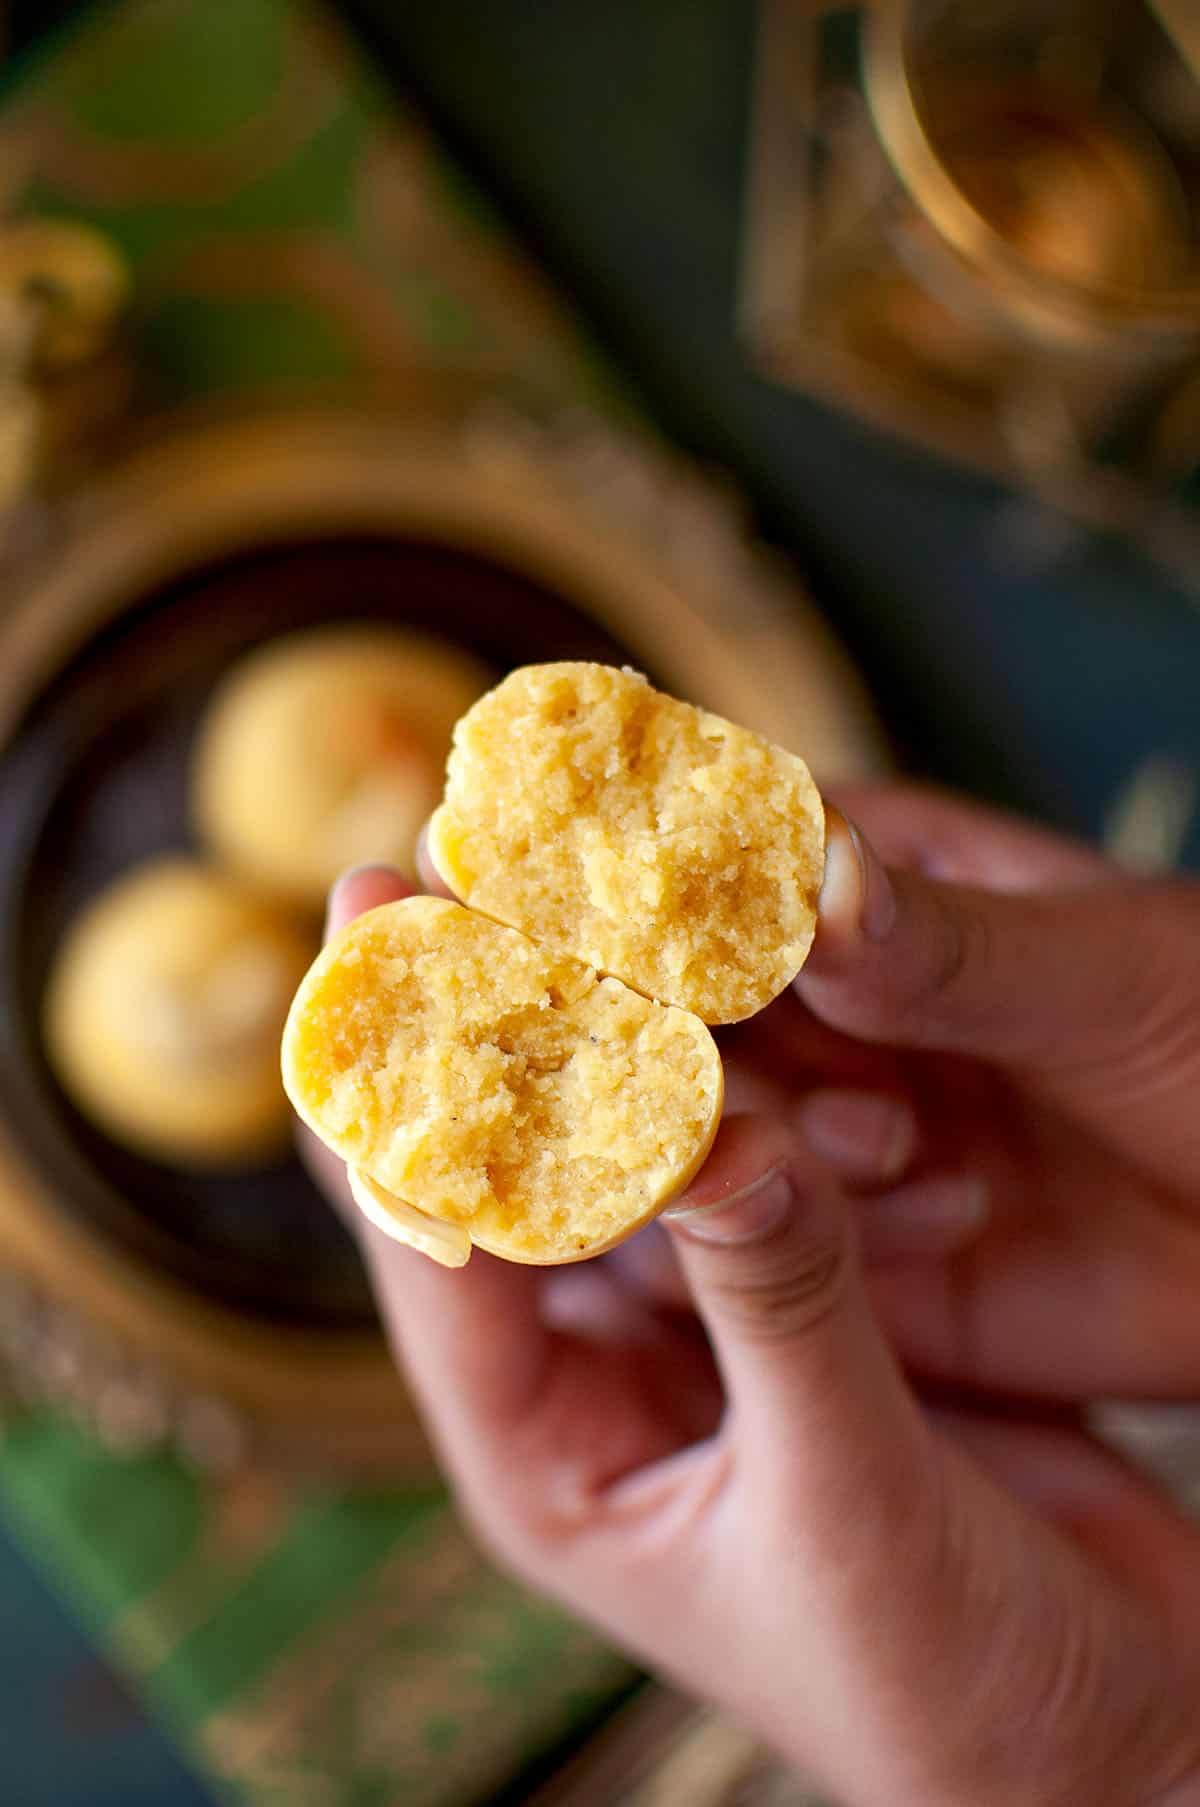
[
  {"xmin": 796, "ymin": 1087, "xmax": 915, "ymax": 1179},
  {"xmin": 416, "ymin": 826, "xmax": 456, "ymax": 899},
  {"xmin": 325, "ymin": 863, "xmax": 416, "ymax": 935},
  {"xmin": 797, "ymin": 1090, "xmax": 987, "ymax": 1259},
  {"xmin": 365, "ymin": 1213, "xmax": 728, "ymax": 1555},
  {"xmin": 633, "ymin": 1119, "xmax": 1200, "ymax": 1807},
  {"xmin": 856, "ymin": 1173, "xmax": 989, "ymax": 1261},
  {"xmin": 608, "ymin": 1151, "xmax": 988, "ymax": 1323},
  {"xmin": 865, "ymin": 1151, "xmax": 1200, "ymax": 1403},
  {"xmin": 309, "ymin": 860, "xmax": 1200, "ymax": 1807},
  {"xmin": 318, "ymin": 863, "xmax": 552, "ymax": 1447},
  {"xmin": 664, "ymin": 1115, "xmax": 934, "ymax": 1524},
  {"xmin": 603, "ymin": 1224, "xmax": 693, "ymax": 1311},
  {"xmin": 320, "ymin": 857, "xmax": 725, "ymax": 1542},
  {"xmin": 360, "ymin": 1226, "xmax": 550, "ymax": 1450},
  {"xmin": 610, "ymin": 1083, "xmax": 985, "ymax": 1322},
  {"xmin": 930, "ymin": 1407, "xmax": 1200, "ymax": 1629},
  {"xmin": 800, "ymin": 810, "xmax": 1198, "ymax": 1078},
  {"xmin": 319, "ymin": 869, "xmax": 544, "ymax": 1463},
  {"xmin": 829, "ymin": 781, "xmax": 1110, "ymax": 894}
]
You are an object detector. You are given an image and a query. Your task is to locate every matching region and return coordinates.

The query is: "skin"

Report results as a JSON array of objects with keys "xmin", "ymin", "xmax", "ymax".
[{"xmin": 307, "ymin": 785, "xmax": 1200, "ymax": 1807}]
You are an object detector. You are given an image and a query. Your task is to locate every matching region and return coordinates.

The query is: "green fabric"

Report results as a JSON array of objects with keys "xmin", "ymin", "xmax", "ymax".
[
  {"xmin": 1, "ymin": 1414, "xmax": 203, "ymax": 1628},
  {"xmin": 0, "ymin": 1, "xmax": 642, "ymax": 1800},
  {"xmin": 5, "ymin": 0, "xmax": 620, "ymax": 410},
  {"xmin": 1, "ymin": 1415, "xmax": 637, "ymax": 1802},
  {"xmin": 68, "ymin": 0, "xmax": 287, "ymax": 141},
  {"xmin": 152, "ymin": 1493, "xmax": 439, "ymax": 1723},
  {"xmin": 142, "ymin": 293, "xmax": 357, "ymax": 397}
]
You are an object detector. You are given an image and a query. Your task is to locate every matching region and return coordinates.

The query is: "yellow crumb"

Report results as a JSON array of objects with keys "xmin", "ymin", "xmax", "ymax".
[
  {"xmin": 282, "ymin": 896, "xmax": 723, "ymax": 1265},
  {"xmin": 428, "ymin": 662, "xmax": 825, "ymax": 1023}
]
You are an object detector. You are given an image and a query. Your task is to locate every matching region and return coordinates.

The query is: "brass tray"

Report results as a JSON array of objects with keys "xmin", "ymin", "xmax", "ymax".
[{"xmin": 0, "ymin": 404, "xmax": 886, "ymax": 1474}]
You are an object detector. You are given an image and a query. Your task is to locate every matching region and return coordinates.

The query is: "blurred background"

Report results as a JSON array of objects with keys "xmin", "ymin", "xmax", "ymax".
[{"xmin": 0, "ymin": 2, "xmax": 1197, "ymax": 1804}]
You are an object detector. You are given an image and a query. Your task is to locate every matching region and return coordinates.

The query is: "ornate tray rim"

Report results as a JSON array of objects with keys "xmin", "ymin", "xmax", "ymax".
[{"xmin": 0, "ymin": 400, "xmax": 886, "ymax": 1470}]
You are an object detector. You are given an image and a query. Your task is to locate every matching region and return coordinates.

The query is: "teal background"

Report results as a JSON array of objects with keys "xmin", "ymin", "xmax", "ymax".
[
  {"xmin": 0, "ymin": 1511, "xmax": 214, "ymax": 1804},
  {"xmin": 347, "ymin": 0, "xmax": 1200, "ymax": 863},
  {"xmin": 2, "ymin": 3, "xmax": 1199, "ymax": 1803}
]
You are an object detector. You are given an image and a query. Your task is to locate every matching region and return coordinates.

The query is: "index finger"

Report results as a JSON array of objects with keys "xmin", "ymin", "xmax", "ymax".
[
  {"xmin": 828, "ymin": 780, "xmax": 1110, "ymax": 894},
  {"xmin": 320, "ymin": 863, "xmax": 549, "ymax": 1428},
  {"xmin": 799, "ymin": 811, "xmax": 1191, "ymax": 1081},
  {"xmin": 325, "ymin": 862, "xmax": 418, "ymax": 935},
  {"xmin": 415, "ymin": 825, "xmax": 456, "ymax": 900},
  {"xmin": 317, "ymin": 862, "xmax": 723, "ymax": 1530}
]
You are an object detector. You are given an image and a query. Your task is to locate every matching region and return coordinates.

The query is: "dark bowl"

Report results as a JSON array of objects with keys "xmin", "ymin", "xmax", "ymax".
[
  {"xmin": 0, "ymin": 407, "xmax": 881, "ymax": 1463},
  {"xmin": 0, "ymin": 533, "xmax": 636, "ymax": 1337}
]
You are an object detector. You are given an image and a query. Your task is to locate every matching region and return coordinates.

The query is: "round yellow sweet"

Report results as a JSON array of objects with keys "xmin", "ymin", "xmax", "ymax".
[
  {"xmin": 282, "ymin": 897, "xmax": 723, "ymax": 1266},
  {"xmin": 45, "ymin": 859, "xmax": 316, "ymax": 1167},
  {"xmin": 193, "ymin": 628, "xmax": 491, "ymax": 910},
  {"xmin": 429, "ymin": 662, "xmax": 826, "ymax": 1024}
]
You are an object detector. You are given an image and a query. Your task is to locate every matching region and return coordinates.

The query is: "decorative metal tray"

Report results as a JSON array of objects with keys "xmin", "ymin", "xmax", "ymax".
[{"xmin": 0, "ymin": 401, "xmax": 886, "ymax": 1476}]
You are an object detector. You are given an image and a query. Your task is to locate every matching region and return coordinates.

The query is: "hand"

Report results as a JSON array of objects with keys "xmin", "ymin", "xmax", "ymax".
[
  {"xmin": 793, "ymin": 781, "xmax": 1200, "ymax": 1403},
  {"xmin": 308, "ymin": 789, "xmax": 1200, "ymax": 1807}
]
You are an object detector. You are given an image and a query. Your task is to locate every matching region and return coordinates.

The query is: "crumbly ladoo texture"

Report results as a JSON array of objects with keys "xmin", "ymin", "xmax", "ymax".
[
  {"xmin": 282, "ymin": 897, "xmax": 722, "ymax": 1265},
  {"xmin": 45, "ymin": 859, "xmax": 315, "ymax": 1167},
  {"xmin": 194, "ymin": 628, "xmax": 491, "ymax": 909},
  {"xmin": 428, "ymin": 663, "xmax": 825, "ymax": 1024}
]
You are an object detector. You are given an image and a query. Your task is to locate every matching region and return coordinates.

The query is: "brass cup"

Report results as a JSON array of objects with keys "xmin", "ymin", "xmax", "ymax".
[{"xmin": 862, "ymin": 0, "xmax": 1200, "ymax": 380}]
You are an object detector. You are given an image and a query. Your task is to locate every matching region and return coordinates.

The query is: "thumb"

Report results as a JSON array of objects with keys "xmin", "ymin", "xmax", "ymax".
[
  {"xmin": 798, "ymin": 808, "xmax": 1196, "ymax": 1076},
  {"xmin": 665, "ymin": 1114, "xmax": 932, "ymax": 1530},
  {"xmin": 663, "ymin": 1119, "xmax": 1200, "ymax": 1807}
]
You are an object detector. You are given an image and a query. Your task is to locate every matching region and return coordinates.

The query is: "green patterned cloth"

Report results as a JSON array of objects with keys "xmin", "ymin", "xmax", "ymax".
[
  {"xmin": 1, "ymin": 1413, "xmax": 635, "ymax": 1803},
  {"xmin": 0, "ymin": 1, "xmax": 642, "ymax": 1800},
  {"xmin": 0, "ymin": 0, "xmax": 622, "ymax": 415}
]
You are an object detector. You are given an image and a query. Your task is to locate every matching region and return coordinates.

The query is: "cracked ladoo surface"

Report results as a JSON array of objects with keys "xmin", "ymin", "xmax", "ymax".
[
  {"xmin": 428, "ymin": 662, "xmax": 825, "ymax": 1024},
  {"xmin": 282, "ymin": 897, "xmax": 723, "ymax": 1266}
]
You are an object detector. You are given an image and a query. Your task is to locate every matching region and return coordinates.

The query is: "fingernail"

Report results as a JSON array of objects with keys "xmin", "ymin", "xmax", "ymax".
[
  {"xmin": 324, "ymin": 864, "xmax": 396, "ymax": 938},
  {"xmin": 665, "ymin": 1165, "xmax": 792, "ymax": 1245},
  {"xmin": 847, "ymin": 819, "xmax": 897, "ymax": 942},
  {"xmin": 857, "ymin": 1175, "xmax": 989, "ymax": 1262},
  {"xmin": 799, "ymin": 1089, "xmax": 916, "ymax": 1181},
  {"xmin": 416, "ymin": 824, "xmax": 457, "ymax": 900},
  {"xmin": 818, "ymin": 813, "xmax": 896, "ymax": 944}
]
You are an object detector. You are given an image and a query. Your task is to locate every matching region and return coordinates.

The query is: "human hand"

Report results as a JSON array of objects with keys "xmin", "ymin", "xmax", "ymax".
[
  {"xmin": 788, "ymin": 780, "xmax": 1200, "ymax": 1405},
  {"xmin": 306, "ymin": 789, "xmax": 1200, "ymax": 1807}
]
